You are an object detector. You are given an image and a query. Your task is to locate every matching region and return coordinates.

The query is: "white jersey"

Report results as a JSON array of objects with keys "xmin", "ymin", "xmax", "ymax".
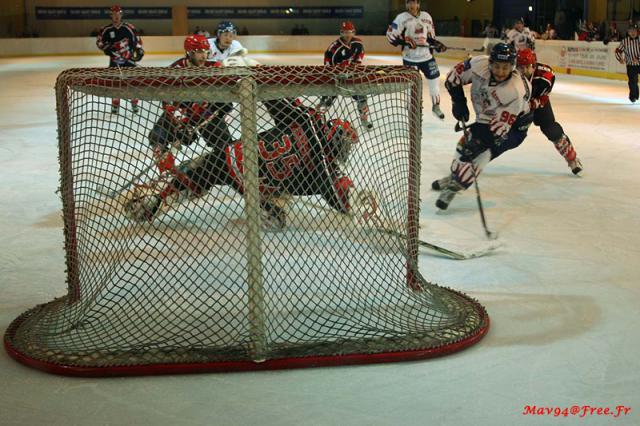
[
  {"xmin": 446, "ymin": 56, "xmax": 531, "ymax": 137},
  {"xmin": 387, "ymin": 11, "xmax": 436, "ymax": 63},
  {"xmin": 504, "ymin": 27, "xmax": 536, "ymax": 51},
  {"xmin": 206, "ymin": 38, "xmax": 245, "ymax": 62}
]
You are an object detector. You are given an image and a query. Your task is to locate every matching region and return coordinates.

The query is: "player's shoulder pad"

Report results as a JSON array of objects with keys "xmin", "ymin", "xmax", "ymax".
[
  {"xmin": 396, "ymin": 12, "xmax": 413, "ymax": 24},
  {"xmin": 230, "ymin": 40, "xmax": 244, "ymax": 50},
  {"xmin": 419, "ymin": 11, "xmax": 434, "ymax": 21},
  {"xmin": 535, "ymin": 62, "xmax": 554, "ymax": 75},
  {"xmin": 469, "ymin": 55, "xmax": 489, "ymax": 76},
  {"xmin": 169, "ymin": 57, "xmax": 188, "ymax": 68}
]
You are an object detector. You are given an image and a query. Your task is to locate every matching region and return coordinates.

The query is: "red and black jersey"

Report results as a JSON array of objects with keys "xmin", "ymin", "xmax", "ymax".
[
  {"xmin": 531, "ymin": 62, "xmax": 555, "ymax": 99},
  {"xmin": 163, "ymin": 58, "xmax": 223, "ymax": 123},
  {"xmin": 96, "ymin": 22, "xmax": 142, "ymax": 66},
  {"xmin": 324, "ymin": 37, "xmax": 365, "ymax": 66},
  {"xmin": 223, "ymin": 113, "xmax": 347, "ymax": 212}
]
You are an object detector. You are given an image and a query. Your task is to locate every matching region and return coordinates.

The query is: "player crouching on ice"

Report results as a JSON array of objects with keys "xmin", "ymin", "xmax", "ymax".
[
  {"xmin": 432, "ymin": 43, "xmax": 533, "ymax": 210},
  {"xmin": 148, "ymin": 34, "xmax": 235, "ymax": 175},
  {"xmin": 124, "ymin": 102, "xmax": 360, "ymax": 229}
]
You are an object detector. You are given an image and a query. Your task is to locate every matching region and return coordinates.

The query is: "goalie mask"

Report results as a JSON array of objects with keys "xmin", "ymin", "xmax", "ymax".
[{"xmin": 323, "ymin": 119, "xmax": 358, "ymax": 164}]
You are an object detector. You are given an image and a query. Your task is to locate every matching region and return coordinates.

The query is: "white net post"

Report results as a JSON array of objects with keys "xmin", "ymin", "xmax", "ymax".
[{"xmin": 238, "ymin": 77, "xmax": 267, "ymax": 361}]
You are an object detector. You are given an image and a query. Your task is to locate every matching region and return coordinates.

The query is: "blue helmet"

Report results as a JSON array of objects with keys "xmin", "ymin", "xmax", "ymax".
[
  {"xmin": 490, "ymin": 42, "xmax": 516, "ymax": 65},
  {"xmin": 217, "ymin": 21, "xmax": 237, "ymax": 37}
]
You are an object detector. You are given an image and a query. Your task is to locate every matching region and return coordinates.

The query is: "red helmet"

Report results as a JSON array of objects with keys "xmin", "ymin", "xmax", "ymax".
[
  {"xmin": 517, "ymin": 48, "xmax": 537, "ymax": 67},
  {"xmin": 184, "ymin": 34, "xmax": 210, "ymax": 53},
  {"xmin": 324, "ymin": 119, "xmax": 358, "ymax": 163},
  {"xmin": 110, "ymin": 5, "xmax": 122, "ymax": 14},
  {"xmin": 340, "ymin": 21, "xmax": 356, "ymax": 34}
]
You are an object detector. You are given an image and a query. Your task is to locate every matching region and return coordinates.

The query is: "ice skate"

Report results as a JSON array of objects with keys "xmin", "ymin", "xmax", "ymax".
[
  {"xmin": 432, "ymin": 104, "xmax": 445, "ymax": 120},
  {"xmin": 111, "ymin": 104, "xmax": 120, "ymax": 115},
  {"xmin": 131, "ymin": 103, "xmax": 140, "ymax": 114},
  {"xmin": 435, "ymin": 180, "xmax": 464, "ymax": 210},
  {"xmin": 431, "ymin": 175, "xmax": 452, "ymax": 191},
  {"xmin": 360, "ymin": 117, "xmax": 373, "ymax": 130},
  {"xmin": 568, "ymin": 158, "xmax": 583, "ymax": 175},
  {"xmin": 261, "ymin": 201, "xmax": 286, "ymax": 230}
]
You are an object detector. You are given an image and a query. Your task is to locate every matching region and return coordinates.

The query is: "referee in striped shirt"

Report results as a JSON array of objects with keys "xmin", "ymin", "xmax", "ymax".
[{"xmin": 615, "ymin": 23, "xmax": 640, "ymax": 103}]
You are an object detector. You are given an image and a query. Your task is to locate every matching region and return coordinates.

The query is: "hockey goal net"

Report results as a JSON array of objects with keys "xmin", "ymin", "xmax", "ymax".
[{"xmin": 5, "ymin": 65, "xmax": 488, "ymax": 375}]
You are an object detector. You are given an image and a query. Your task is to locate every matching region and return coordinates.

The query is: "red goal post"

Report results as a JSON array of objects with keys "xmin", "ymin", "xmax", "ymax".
[{"xmin": 5, "ymin": 65, "xmax": 489, "ymax": 376}]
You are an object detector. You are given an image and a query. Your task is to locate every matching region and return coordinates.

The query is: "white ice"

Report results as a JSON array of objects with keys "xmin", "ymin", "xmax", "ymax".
[{"xmin": 1, "ymin": 54, "xmax": 639, "ymax": 425}]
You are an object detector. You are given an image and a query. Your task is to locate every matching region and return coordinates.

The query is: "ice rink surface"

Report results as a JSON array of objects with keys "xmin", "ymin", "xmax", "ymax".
[{"xmin": 1, "ymin": 53, "xmax": 639, "ymax": 425}]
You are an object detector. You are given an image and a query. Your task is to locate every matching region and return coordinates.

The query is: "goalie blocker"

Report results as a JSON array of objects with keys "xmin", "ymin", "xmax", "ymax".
[{"xmin": 125, "ymin": 101, "xmax": 369, "ymax": 228}]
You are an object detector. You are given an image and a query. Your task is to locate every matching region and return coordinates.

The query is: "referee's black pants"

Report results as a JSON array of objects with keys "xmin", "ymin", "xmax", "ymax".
[{"xmin": 627, "ymin": 65, "xmax": 639, "ymax": 101}]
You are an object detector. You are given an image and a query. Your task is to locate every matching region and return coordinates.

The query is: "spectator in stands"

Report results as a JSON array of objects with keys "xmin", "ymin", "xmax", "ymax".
[
  {"xmin": 605, "ymin": 22, "xmax": 621, "ymax": 43},
  {"xmin": 540, "ymin": 23, "xmax": 558, "ymax": 40}
]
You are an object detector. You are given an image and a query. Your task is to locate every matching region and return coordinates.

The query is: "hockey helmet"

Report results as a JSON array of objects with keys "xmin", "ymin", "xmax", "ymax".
[
  {"xmin": 324, "ymin": 119, "xmax": 358, "ymax": 163},
  {"xmin": 490, "ymin": 42, "xmax": 517, "ymax": 65},
  {"xmin": 340, "ymin": 21, "xmax": 356, "ymax": 35},
  {"xmin": 516, "ymin": 48, "xmax": 537, "ymax": 67},
  {"xmin": 110, "ymin": 4, "xmax": 122, "ymax": 14},
  {"xmin": 217, "ymin": 21, "xmax": 237, "ymax": 37},
  {"xmin": 184, "ymin": 34, "xmax": 210, "ymax": 53}
]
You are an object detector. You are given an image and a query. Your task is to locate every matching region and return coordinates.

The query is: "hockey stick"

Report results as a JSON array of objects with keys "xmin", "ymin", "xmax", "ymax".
[
  {"xmin": 374, "ymin": 228, "xmax": 499, "ymax": 260},
  {"xmin": 459, "ymin": 120, "xmax": 498, "ymax": 240},
  {"xmin": 296, "ymin": 196, "xmax": 497, "ymax": 260}
]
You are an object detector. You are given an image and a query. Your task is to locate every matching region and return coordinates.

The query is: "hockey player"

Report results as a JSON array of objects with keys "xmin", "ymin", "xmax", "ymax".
[
  {"xmin": 615, "ymin": 23, "xmax": 640, "ymax": 103},
  {"xmin": 317, "ymin": 21, "xmax": 373, "ymax": 130},
  {"xmin": 125, "ymin": 102, "xmax": 359, "ymax": 228},
  {"xmin": 96, "ymin": 5, "xmax": 144, "ymax": 114},
  {"xmin": 516, "ymin": 48, "xmax": 583, "ymax": 174},
  {"xmin": 503, "ymin": 18, "xmax": 536, "ymax": 51},
  {"xmin": 207, "ymin": 21, "xmax": 247, "ymax": 63},
  {"xmin": 148, "ymin": 35, "xmax": 231, "ymax": 174},
  {"xmin": 386, "ymin": 0, "xmax": 447, "ymax": 120},
  {"xmin": 432, "ymin": 43, "xmax": 532, "ymax": 210}
]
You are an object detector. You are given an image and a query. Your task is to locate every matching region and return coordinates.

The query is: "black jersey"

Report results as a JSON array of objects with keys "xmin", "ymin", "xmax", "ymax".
[
  {"xmin": 324, "ymin": 37, "xmax": 365, "ymax": 66},
  {"xmin": 96, "ymin": 22, "xmax": 142, "ymax": 67}
]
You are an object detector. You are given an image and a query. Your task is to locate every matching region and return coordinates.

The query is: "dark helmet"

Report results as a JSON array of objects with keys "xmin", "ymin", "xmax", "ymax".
[
  {"xmin": 490, "ymin": 42, "xmax": 517, "ymax": 65},
  {"xmin": 216, "ymin": 21, "xmax": 237, "ymax": 37}
]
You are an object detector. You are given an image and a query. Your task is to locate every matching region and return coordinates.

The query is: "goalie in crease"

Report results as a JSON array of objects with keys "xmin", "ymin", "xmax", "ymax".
[
  {"xmin": 148, "ymin": 34, "xmax": 233, "ymax": 175},
  {"xmin": 125, "ymin": 101, "xmax": 360, "ymax": 228}
]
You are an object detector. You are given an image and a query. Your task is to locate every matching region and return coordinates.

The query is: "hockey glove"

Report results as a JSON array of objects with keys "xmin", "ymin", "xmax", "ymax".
[
  {"xmin": 452, "ymin": 100, "xmax": 470, "ymax": 122},
  {"xmin": 403, "ymin": 36, "xmax": 418, "ymax": 49},
  {"xmin": 428, "ymin": 37, "xmax": 447, "ymax": 53},
  {"xmin": 132, "ymin": 47, "xmax": 144, "ymax": 62},
  {"xmin": 529, "ymin": 95, "xmax": 549, "ymax": 110}
]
